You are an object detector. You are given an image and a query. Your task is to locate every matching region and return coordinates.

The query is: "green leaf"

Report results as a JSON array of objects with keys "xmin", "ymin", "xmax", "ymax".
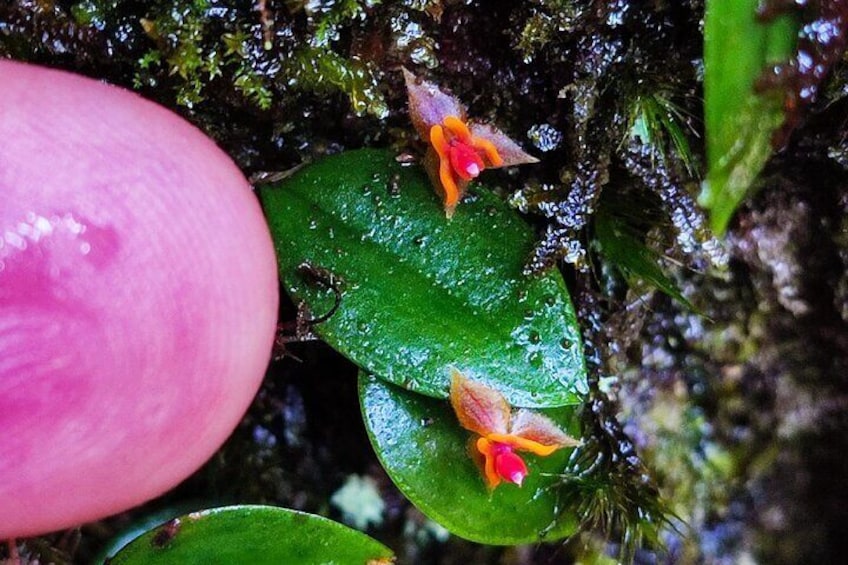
[
  {"xmin": 93, "ymin": 505, "xmax": 198, "ymax": 564},
  {"xmin": 359, "ymin": 373, "xmax": 580, "ymax": 545},
  {"xmin": 107, "ymin": 505, "xmax": 394, "ymax": 565},
  {"xmin": 594, "ymin": 208, "xmax": 693, "ymax": 310},
  {"xmin": 260, "ymin": 149, "xmax": 586, "ymax": 408},
  {"xmin": 701, "ymin": 0, "xmax": 798, "ymax": 234}
]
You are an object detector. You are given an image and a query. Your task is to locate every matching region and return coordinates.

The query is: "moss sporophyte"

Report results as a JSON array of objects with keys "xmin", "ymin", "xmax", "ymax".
[
  {"xmin": 403, "ymin": 69, "xmax": 539, "ymax": 218},
  {"xmin": 449, "ymin": 370, "xmax": 580, "ymax": 489}
]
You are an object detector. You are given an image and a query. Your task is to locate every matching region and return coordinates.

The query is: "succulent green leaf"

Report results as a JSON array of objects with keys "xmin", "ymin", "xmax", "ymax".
[
  {"xmin": 107, "ymin": 505, "xmax": 394, "ymax": 565},
  {"xmin": 701, "ymin": 0, "xmax": 798, "ymax": 234},
  {"xmin": 359, "ymin": 373, "xmax": 580, "ymax": 545},
  {"xmin": 260, "ymin": 149, "xmax": 586, "ymax": 407}
]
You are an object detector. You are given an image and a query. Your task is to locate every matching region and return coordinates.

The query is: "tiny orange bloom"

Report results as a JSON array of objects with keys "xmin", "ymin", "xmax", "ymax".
[
  {"xmin": 428, "ymin": 116, "xmax": 505, "ymax": 213},
  {"xmin": 448, "ymin": 369, "xmax": 580, "ymax": 489},
  {"xmin": 403, "ymin": 69, "xmax": 539, "ymax": 218}
]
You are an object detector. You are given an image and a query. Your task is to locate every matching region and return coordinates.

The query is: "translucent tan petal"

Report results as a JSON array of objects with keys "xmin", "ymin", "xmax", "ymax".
[
  {"xmin": 468, "ymin": 122, "xmax": 539, "ymax": 168},
  {"xmin": 403, "ymin": 68, "xmax": 466, "ymax": 142},
  {"xmin": 510, "ymin": 409, "xmax": 582, "ymax": 448},
  {"xmin": 449, "ymin": 369, "xmax": 510, "ymax": 436}
]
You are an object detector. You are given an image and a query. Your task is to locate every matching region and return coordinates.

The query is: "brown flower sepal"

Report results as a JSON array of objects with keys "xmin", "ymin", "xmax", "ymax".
[
  {"xmin": 403, "ymin": 69, "xmax": 539, "ymax": 218},
  {"xmin": 449, "ymin": 369, "xmax": 581, "ymax": 489}
]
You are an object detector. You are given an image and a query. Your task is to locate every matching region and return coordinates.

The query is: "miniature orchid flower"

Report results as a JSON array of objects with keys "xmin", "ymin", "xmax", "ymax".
[
  {"xmin": 449, "ymin": 369, "xmax": 581, "ymax": 489},
  {"xmin": 403, "ymin": 68, "xmax": 539, "ymax": 218}
]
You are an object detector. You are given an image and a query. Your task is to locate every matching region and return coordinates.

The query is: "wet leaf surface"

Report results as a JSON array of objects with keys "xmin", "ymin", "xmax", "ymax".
[
  {"xmin": 108, "ymin": 505, "xmax": 393, "ymax": 564},
  {"xmin": 261, "ymin": 149, "xmax": 586, "ymax": 407},
  {"xmin": 359, "ymin": 373, "xmax": 580, "ymax": 545}
]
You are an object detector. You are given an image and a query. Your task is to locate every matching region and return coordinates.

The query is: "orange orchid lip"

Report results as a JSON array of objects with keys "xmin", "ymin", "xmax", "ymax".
[
  {"xmin": 429, "ymin": 116, "xmax": 504, "ymax": 213},
  {"xmin": 485, "ymin": 432, "xmax": 561, "ymax": 457}
]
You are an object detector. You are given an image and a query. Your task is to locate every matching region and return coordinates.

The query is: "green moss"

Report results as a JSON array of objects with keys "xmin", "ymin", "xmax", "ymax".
[
  {"xmin": 305, "ymin": 0, "xmax": 380, "ymax": 48},
  {"xmin": 285, "ymin": 0, "xmax": 387, "ymax": 116},
  {"xmin": 285, "ymin": 47, "xmax": 387, "ymax": 117},
  {"xmin": 515, "ymin": 1, "xmax": 580, "ymax": 62},
  {"xmin": 125, "ymin": 0, "xmax": 388, "ymax": 114},
  {"xmin": 70, "ymin": 1, "xmax": 99, "ymax": 26}
]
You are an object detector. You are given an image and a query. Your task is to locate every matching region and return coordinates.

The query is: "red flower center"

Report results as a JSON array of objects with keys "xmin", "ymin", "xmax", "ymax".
[
  {"xmin": 427, "ymin": 116, "xmax": 505, "ymax": 216},
  {"xmin": 448, "ymin": 140, "xmax": 485, "ymax": 181},
  {"xmin": 489, "ymin": 441, "xmax": 529, "ymax": 486}
]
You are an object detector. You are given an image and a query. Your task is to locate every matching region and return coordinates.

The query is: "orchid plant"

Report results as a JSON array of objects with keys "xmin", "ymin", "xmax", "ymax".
[{"xmin": 263, "ymin": 78, "xmax": 588, "ymax": 543}]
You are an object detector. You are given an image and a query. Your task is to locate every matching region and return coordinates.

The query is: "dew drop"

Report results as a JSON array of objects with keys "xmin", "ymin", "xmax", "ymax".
[
  {"xmin": 528, "ymin": 352, "xmax": 543, "ymax": 368},
  {"xmin": 401, "ymin": 376, "xmax": 417, "ymax": 390},
  {"xmin": 389, "ymin": 173, "xmax": 401, "ymax": 196}
]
